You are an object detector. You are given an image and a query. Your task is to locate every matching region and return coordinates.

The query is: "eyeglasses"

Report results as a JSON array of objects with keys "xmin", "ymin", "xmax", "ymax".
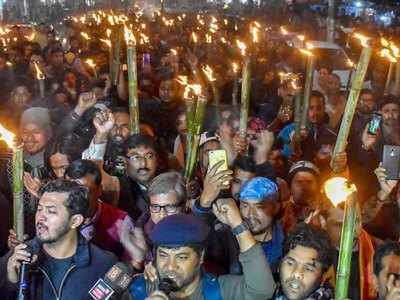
[
  {"xmin": 128, "ymin": 152, "xmax": 156, "ymax": 162},
  {"xmin": 150, "ymin": 204, "xmax": 179, "ymax": 213}
]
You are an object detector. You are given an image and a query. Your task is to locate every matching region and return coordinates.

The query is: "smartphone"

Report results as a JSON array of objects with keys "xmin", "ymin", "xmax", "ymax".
[
  {"xmin": 382, "ymin": 145, "xmax": 400, "ymax": 180},
  {"xmin": 208, "ymin": 149, "xmax": 228, "ymax": 174},
  {"xmin": 208, "ymin": 149, "xmax": 229, "ymax": 188},
  {"xmin": 367, "ymin": 112, "xmax": 382, "ymax": 135}
]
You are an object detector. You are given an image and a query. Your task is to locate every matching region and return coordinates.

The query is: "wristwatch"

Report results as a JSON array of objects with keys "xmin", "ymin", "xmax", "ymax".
[{"xmin": 231, "ymin": 221, "xmax": 250, "ymax": 236}]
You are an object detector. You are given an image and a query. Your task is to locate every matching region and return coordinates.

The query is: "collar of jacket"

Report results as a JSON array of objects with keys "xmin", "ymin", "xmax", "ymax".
[{"xmin": 29, "ymin": 233, "xmax": 91, "ymax": 268}]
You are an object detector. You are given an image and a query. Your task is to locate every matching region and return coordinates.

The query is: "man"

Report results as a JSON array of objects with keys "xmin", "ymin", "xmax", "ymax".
[
  {"xmin": 0, "ymin": 107, "xmax": 52, "ymax": 227},
  {"xmin": 104, "ymin": 107, "xmax": 131, "ymax": 176},
  {"xmin": 64, "ymin": 159, "xmax": 135, "ymax": 260},
  {"xmin": 238, "ymin": 177, "xmax": 285, "ymax": 272},
  {"xmin": 348, "ymin": 89, "xmax": 379, "ymax": 199},
  {"xmin": 323, "ymin": 204, "xmax": 377, "ymax": 300},
  {"xmin": 373, "ymin": 241, "xmax": 400, "ymax": 300},
  {"xmin": 45, "ymin": 47, "xmax": 68, "ymax": 81},
  {"xmin": 129, "ymin": 210, "xmax": 275, "ymax": 299},
  {"xmin": 230, "ymin": 156, "xmax": 256, "ymax": 201},
  {"xmin": 121, "ymin": 171, "xmax": 187, "ymax": 271},
  {"xmin": 323, "ymin": 73, "xmax": 346, "ymax": 129},
  {"xmin": 362, "ymin": 96, "xmax": 400, "ymax": 159},
  {"xmin": 0, "ymin": 179, "xmax": 116, "ymax": 299},
  {"xmin": 194, "ymin": 176, "xmax": 284, "ymax": 274},
  {"xmin": 118, "ymin": 134, "xmax": 160, "ymax": 219},
  {"xmin": 273, "ymin": 223, "xmax": 334, "ymax": 300},
  {"xmin": 280, "ymin": 161, "xmax": 324, "ymax": 233},
  {"xmin": 278, "ymin": 91, "xmax": 336, "ymax": 161}
]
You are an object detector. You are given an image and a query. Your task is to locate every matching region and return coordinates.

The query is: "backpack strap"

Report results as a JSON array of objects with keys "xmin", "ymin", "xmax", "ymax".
[{"xmin": 202, "ymin": 273, "xmax": 223, "ymax": 300}]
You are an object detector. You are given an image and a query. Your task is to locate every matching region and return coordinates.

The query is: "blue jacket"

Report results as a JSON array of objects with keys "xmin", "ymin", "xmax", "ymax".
[{"xmin": 0, "ymin": 234, "xmax": 117, "ymax": 300}]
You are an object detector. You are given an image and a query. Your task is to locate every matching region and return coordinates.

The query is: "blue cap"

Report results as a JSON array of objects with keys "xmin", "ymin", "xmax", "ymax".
[
  {"xmin": 239, "ymin": 177, "xmax": 279, "ymax": 202},
  {"xmin": 149, "ymin": 214, "xmax": 210, "ymax": 246}
]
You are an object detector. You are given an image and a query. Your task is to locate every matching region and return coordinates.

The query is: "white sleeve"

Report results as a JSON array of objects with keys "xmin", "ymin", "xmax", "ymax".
[{"xmin": 81, "ymin": 139, "xmax": 107, "ymax": 160}]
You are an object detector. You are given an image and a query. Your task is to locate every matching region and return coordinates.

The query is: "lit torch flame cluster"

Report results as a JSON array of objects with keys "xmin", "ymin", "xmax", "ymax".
[{"xmin": 380, "ymin": 37, "xmax": 398, "ymax": 63}]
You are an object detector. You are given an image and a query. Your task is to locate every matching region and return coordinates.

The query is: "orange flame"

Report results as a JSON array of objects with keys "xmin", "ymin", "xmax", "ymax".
[
  {"xmin": 0, "ymin": 124, "xmax": 16, "ymax": 149},
  {"xmin": 236, "ymin": 40, "xmax": 247, "ymax": 56},
  {"xmin": 353, "ymin": 33, "xmax": 370, "ymax": 48},
  {"xmin": 33, "ymin": 62, "xmax": 45, "ymax": 80},
  {"xmin": 202, "ymin": 65, "xmax": 216, "ymax": 82},
  {"xmin": 299, "ymin": 49, "xmax": 313, "ymax": 57},
  {"xmin": 324, "ymin": 177, "xmax": 357, "ymax": 207},
  {"xmin": 100, "ymin": 39, "xmax": 111, "ymax": 48},
  {"xmin": 80, "ymin": 32, "xmax": 90, "ymax": 40},
  {"xmin": 232, "ymin": 62, "xmax": 239, "ymax": 74},
  {"xmin": 86, "ymin": 59, "xmax": 96, "ymax": 69}
]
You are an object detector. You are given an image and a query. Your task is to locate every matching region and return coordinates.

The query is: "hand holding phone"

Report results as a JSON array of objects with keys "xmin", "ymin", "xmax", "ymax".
[
  {"xmin": 367, "ymin": 112, "xmax": 382, "ymax": 135},
  {"xmin": 382, "ymin": 145, "xmax": 400, "ymax": 180}
]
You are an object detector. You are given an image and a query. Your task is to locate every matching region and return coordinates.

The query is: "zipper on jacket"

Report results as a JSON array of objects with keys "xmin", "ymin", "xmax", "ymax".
[{"xmin": 38, "ymin": 265, "xmax": 76, "ymax": 300}]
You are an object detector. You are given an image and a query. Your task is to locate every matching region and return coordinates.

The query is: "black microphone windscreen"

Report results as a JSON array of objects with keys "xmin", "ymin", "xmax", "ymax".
[{"xmin": 103, "ymin": 262, "xmax": 134, "ymax": 293}]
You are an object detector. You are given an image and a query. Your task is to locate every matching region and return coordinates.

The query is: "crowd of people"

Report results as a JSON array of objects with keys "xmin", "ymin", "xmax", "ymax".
[{"xmin": 0, "ymin": 4, "xmax": 400, "ymax": 300}]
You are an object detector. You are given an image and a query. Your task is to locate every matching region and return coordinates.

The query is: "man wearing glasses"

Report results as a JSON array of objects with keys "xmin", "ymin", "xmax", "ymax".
[
  {"xmin": 120, "ymin": 171, "xmax": 187, "ymax": 272},
  {"xmin": 118, "ymin": 134, "xmax": 160, "ymax": 220}
]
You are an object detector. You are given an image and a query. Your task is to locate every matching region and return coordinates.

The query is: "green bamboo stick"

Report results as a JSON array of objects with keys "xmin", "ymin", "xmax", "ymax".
[
  {"xmin": 111, "ymin": 26, "xmax": 121, "ymax": 87},
  {"xmin": 335, "ymin": 192, "xmax": 357, "ymax": 300},
  {"xmin": 126, "ymin": 38, "xmax": 140, "ymax": 134},
  {"xmin": 294, "ymin": 93, "xmax": 302, "ymax": 143},
  {"xmin": 239, "ymin": 57, "xmax": 251, "ymax": 138},
  {"xmin": 184, "ymin": 95, "xmax": 207, "ymax": 180},
  {"xmin": 332, "ymin": 45, "xmax": 372, "ymax": 169},
  {"xmin": 13, "ymin": 145, "xmax": 24, "ymax": 241},
  {"xmin": 185, "ymin": 98, "xmax": 195, "ymax": 159},
  {"xmin": 300, "ymin": 54, "xmax": 315, "ymax": 129},
  {"xmin": 384, "ymin": 62, "xmax": 394, "ymax": 96}
]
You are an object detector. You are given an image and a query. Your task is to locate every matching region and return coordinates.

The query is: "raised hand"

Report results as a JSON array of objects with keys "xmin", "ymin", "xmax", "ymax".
[
  {"xmin": 253, "ymin": 130, "xmax": 274, "ymax": 164},
  {"xmin": 375, "ymin": 164, "xmax": 398, "ymax": 201},
  {"xmin": 75, "ymin": 92, "xmax": 97, "ymax": 116},
  {"xmin": 93, "ymin": 109, "xmax": 115, "ymax": 144},
  {"xmin": 199, "ymin": 161, "xmax": 233, "ymax": 208},
  {"xmin": 212, "ymin": 198, "xmax": 243, "ymax": 229},
  {"xmin": 24, "ymin": 171, "xmax": 42, "ymax": 199},
  {"xmin": 120, "ymin": 217, "xmax": 149, "ymax": 270}
]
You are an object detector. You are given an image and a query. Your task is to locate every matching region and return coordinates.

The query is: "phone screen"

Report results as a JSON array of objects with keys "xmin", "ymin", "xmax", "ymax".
[{"xmin": 367, "ymin": 113, "xmax": 382, "ymax": 135}]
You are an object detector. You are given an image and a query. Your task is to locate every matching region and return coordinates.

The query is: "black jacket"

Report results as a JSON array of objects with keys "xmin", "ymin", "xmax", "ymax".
[{"xmin": 0, "ymin": 234, "xmax": 117, "ymax": 300}]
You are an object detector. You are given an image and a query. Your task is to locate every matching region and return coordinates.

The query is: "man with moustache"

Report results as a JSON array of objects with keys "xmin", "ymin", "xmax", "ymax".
[
  {"xmin": 194, "ymin": 176, "xmax": 284, "ymax": 275},
  {"xmin": 0, "ymin": 179, "xmax": 116, "ymax": 299},
  {"xmin": 362, "ymin": 96, "xmax": 400, "ymax": 158},
  {"xmin": 103, "ymin": 107, "xmax": 131, "ymax": 176},
  {"xmin": 118, "ymin": 134, "xmax": 160, "ymax": 220},
  {"xmin": 129, "ymin": 208, "xmax": 275, "ymax": 300},
  {"xmin": 273, "ymin": 223, "xmax": 334, "ymax": 300}
]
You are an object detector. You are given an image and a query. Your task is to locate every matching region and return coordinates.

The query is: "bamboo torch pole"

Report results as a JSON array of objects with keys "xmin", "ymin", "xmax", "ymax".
[
  {"xmin": 124, "ymin": 26, "xmax": 140, "ymax": 134},
  {"xmin": 324, "ymin": 177, "xmax": 358, "ymax": 300},
  {"xmin": 0, "ymin": 124, "xmax": 24, "ymax": 240},
  {"xmin": 237, "ymin": 40, "xmax": 251, "ymax": 140},
  {"xmin": 299, "ymin": 45, "xmax": 315, "ymax": 130},
  {"xmin": 331, "ymin": 34, "xmax": 372, "ymax": 172}
]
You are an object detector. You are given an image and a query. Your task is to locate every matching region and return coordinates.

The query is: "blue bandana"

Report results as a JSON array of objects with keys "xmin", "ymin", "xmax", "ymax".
[{"xmin": 240, "ymin": 177, "xmax": 279, "ymax": 202}]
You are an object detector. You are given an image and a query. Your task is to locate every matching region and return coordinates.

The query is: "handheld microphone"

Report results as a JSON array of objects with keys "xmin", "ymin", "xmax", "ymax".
[
  {"xmin": 18, "ymin": 244, "xmax": 40, "ymax": 300},
  {"xmin": 159, "ymin": 278, "xmax": 179, "ymax": 295},
  {"xmin": 89, "ymin": 262, "xmax": 134, "ymax": 300}
]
